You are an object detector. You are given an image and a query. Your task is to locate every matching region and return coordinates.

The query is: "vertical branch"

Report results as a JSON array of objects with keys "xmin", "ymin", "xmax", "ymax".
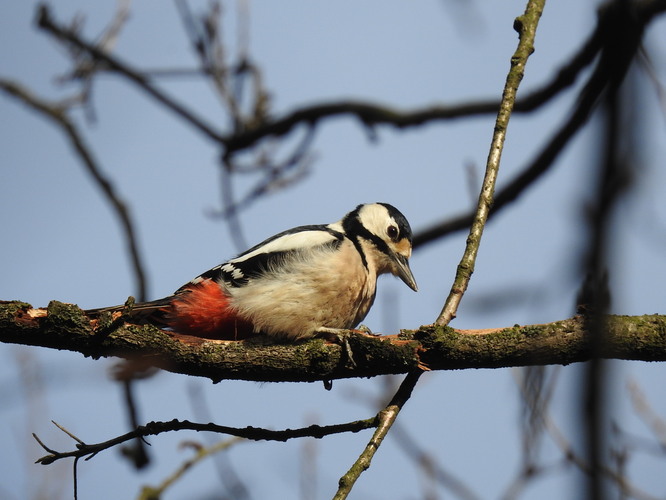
[
  {"xmin": 581, "ymin": 91, "xmax": 618, "ymax": 500},
  {"xmin": 577, "ymin": 3, "xmax": 644, "ymax": 497},
  {"xmin": 332, "ymin": 3, "xmax": 546, "ymax": 499},
  {"xmin": 436, "ymin": 0, "xmax": 546, "ymax": 325}
]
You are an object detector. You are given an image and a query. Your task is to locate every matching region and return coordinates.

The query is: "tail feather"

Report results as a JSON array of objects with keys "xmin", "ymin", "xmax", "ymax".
[
  {"xmin": 166, "ymin": 281, "xmax": 254, "ymax": 340},
  {"xmin": 84, "ymin": 297, "xmax": 173, "ymax": 326},
  {"xmin": 85, "ymin": 280, "xmax": 255, "ymax": 340}
]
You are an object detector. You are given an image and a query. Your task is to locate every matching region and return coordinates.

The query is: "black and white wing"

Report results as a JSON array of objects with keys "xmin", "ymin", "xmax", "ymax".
[{"xmin": 177, "ymin": 224, "xmax": 345, "ymax": 291}]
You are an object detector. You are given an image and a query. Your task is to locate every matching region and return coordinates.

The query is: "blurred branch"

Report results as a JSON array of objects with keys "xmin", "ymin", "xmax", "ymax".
[
  {"xmin": 36, "ymin": 4, "xmax": 225, "ymax": 145},
  {"xmin": 3, "ymin": 301, "xmax": 666, "ymax": 382},
  {"xmin": 34, "ymin": 0, "xmax": 604, "ymax": 156},
  {"xmin": 137, "ymin": 437, "xmax": 243, "ymax": 500},
  {"xmin": 543, "ymin": 401, "xmax": 661, "ymax": 500},
  {"xmin": 576, "ymin": 1, "xmax": 650, "ymax": 497},
  {"xmin": 0, "ymin": 79, "xmax": 148, "ymax": 302},
  {"xmin": 390, "ymin": 418, "xmax": 480, "ymax": 500},
  {"xmin": 628, "ymin": 380, "xmax": 666, "ymax": 448},
  {"xmin": 413, "ymin": 0, "xmax": 666, "ymax": 249}
]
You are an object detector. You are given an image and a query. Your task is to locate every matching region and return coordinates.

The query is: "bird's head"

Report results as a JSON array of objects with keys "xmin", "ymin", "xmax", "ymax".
[{"xmin": 343, "ymin": 203, "xmax": 418, "ymax": 292}]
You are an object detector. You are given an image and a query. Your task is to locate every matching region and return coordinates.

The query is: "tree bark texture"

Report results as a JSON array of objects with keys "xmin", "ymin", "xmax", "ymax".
[{"xmin": 1, "ymin": 300, "xmax": 664, "ymax": 383}]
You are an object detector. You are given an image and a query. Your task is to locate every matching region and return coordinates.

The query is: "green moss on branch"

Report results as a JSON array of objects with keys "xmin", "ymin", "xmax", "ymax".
[{"xmin": 1, "ymin": 301, "xmax": 665, "ymax": 383}]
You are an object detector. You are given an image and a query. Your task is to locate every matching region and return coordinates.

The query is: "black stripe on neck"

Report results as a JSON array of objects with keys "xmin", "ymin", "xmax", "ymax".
[{"xmin": 341, "ymin": 207, "xmax": 391, "ymax": 271}]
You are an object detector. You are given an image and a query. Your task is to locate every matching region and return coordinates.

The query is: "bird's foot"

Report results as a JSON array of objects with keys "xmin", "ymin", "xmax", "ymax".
[
  {"xmin": 356, "ymin": 324, "xmax": 381, "ymax": 336},
  {"xmin": 315, "ymin": 328, "xmax": 357, "ymax": 369}
]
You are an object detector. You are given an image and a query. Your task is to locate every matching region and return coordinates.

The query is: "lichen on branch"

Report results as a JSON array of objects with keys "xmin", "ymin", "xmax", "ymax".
[{"xmin": 1, "ymin": 301, "xmax": 665, "ymax": 384}]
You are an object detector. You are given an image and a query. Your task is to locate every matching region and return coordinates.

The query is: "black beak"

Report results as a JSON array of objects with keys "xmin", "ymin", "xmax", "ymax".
[{"xmin": 393, "ymin": 254, "xmax": 418, "ymax": 292}]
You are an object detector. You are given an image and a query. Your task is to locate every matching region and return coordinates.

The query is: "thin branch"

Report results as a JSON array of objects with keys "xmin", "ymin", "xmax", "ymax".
[
  {"xmin": 138, "ymin": 437, "xmax": 243, "ymax": 500},
  {"xmin": 36, "ymin": 4, "xmax": 226, "ymax": 146},
  {"xmin": 33, "ymin": 416, "xmax": 378, "ymax": 466},
  {"xmin": 51, "ymin": 420, "xmax": 85, "ymax": 445},
  {"xmin": 0, "ymin": 79, "xmax": 148, "ymax": 302},
  {"xmin": 33, "ymin": 0, "xmax": 603, "ymax": 158},
  {"xmin": 412, "ymin": 0, "xmax": 666, "ymax": 250},
  {"xmin": 436, "ymin": 0, "xmax": 545, "ymax": 324},
  {"xmin": 333, "ymin": 370, "xmax": 421, "ymax": 500},
  {"xmin": 332, "ymin": 4, "xmax": 546, "ymax": 497}
]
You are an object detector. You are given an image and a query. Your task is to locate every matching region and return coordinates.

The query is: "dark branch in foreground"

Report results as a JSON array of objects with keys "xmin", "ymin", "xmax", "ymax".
[{"xmin": 1, "ymin": 301, "xmax": 665, "ymax": 383}]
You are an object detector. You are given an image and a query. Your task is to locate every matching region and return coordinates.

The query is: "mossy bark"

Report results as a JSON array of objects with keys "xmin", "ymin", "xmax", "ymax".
[{"xmin": 1, "ymin": 300, "xmax": 665, "ymax": 383}]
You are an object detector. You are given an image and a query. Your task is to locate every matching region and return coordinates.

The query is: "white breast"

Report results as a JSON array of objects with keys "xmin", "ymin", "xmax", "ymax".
[{"xmin": 226, "ymin": 239, "xmax": 377, "ymax": 340}]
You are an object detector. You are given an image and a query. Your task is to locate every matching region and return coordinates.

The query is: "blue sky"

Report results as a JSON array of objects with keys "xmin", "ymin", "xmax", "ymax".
[{"xmin": 2, "ymin": 1, "xmax": 666, "ymax": 499}]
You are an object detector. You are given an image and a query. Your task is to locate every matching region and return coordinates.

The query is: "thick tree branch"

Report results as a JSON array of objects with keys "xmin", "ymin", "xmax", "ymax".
[{"xmin": 1, "ymin": 301, "xmax": 665, "ymax": 383}]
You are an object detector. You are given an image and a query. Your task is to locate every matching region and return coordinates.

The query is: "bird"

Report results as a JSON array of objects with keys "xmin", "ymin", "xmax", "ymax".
[{"xmin": 86, "ymin": 203, "xmax": 417, "ymax": 342}]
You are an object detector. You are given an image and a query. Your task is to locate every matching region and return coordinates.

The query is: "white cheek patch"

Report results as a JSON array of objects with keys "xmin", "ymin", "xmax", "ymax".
[{"xmin": 356, "ymin": 204, "xmax": 392, "ymax": 237}]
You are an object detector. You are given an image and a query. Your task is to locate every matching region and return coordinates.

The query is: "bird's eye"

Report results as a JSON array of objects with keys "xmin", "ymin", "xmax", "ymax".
[{"xmin": 387, "ymin": 225, "xmax": 399, "ymax": 241}]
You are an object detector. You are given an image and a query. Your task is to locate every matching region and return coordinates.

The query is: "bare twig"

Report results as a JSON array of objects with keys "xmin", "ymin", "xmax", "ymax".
[
  {"xmin": 413, "ymin": 0, "xmax": 666, "ymax": 250},
  {"xmin": 0, "ymin": 79, "xmax": 148, "ymax": 302},
  {"xmin": 333, "ymin": 370, "xmax": 421, "ymax": 500},
  {"xmin": 32, "ymin": 417, "xmax": 378, "ymax": 466},
  {"xmin": 436, "ymin": 0, "xmax": 545, "ymax": 324},
  {"xmin": 36, "ymin": 4, "xmax": 225, "ymax": 145},
  {"xmin": 332, "ymin": 3, "xmax": 546, "ymax": 498},
  {"xmin": 138, "ymin": 437, "xmax": 243, "ymax": 500}
]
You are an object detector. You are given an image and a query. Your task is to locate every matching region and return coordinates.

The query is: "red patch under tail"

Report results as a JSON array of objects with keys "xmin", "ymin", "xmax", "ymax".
[{"xmin": 164, "ymin": 279, "xmax": 254, "ymax": 340}]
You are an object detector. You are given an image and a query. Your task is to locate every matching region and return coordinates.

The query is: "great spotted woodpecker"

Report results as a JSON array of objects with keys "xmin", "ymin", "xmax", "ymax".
[{"xmin": 87, "ymin": 203, "xmax": 417, "ymax": 341}]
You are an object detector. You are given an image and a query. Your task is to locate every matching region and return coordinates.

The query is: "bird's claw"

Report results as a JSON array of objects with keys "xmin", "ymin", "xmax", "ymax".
[{"xmin": 315, "ymin": 328, "xmax": 358, "ymax": 369}]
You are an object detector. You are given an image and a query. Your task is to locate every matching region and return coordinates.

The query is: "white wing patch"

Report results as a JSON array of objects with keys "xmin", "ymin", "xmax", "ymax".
[
  {"xmin": 180, "ymin": 225, "xmax": 345, "ymax": 291},
  {"xmin": 229, "ymin": 228, "xmax": 341, "ymax": 265},
  {"xmin": 221, "ymin": 263, "xmax": 244, "ymax": 280}
]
